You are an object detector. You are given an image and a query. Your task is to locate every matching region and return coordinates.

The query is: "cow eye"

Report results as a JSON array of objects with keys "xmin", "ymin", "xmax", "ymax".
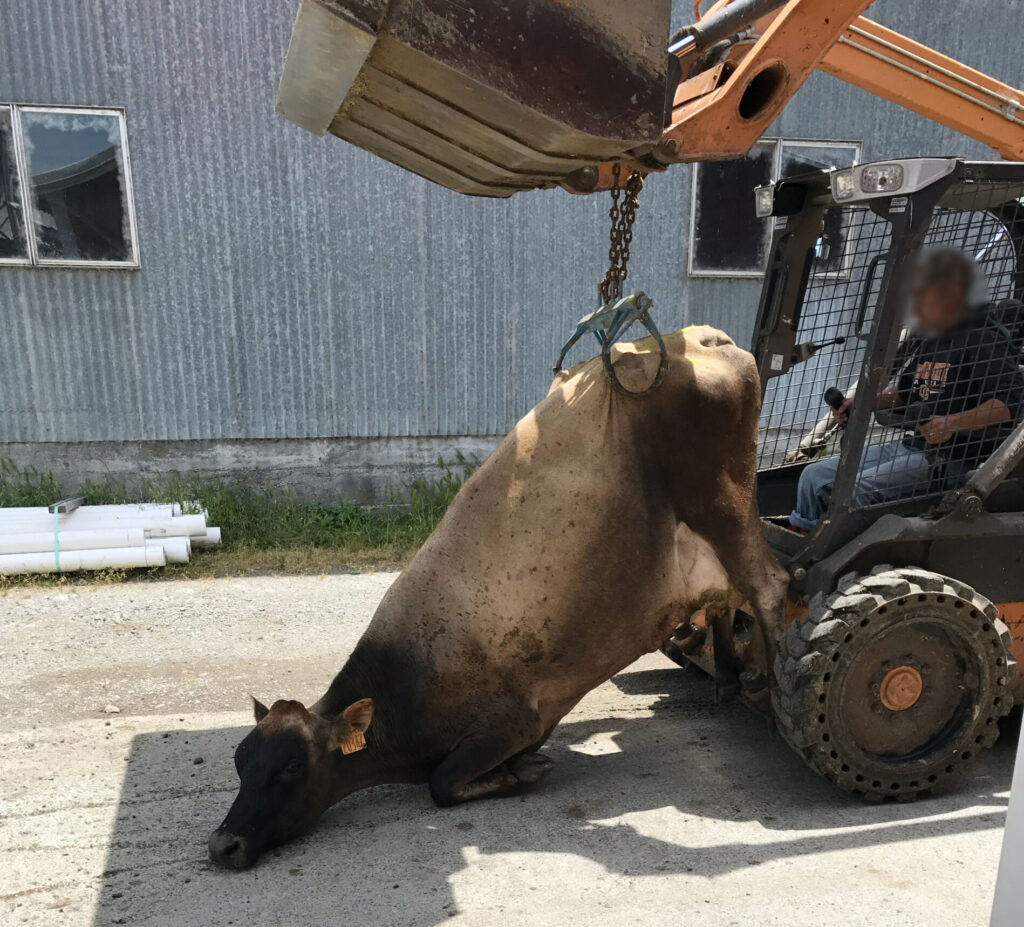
[{"xmin": 278, "ymin": 757, "xmax": 303, "ymax": 780}]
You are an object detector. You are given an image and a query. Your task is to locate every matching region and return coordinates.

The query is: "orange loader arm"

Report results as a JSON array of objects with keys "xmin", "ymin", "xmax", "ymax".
[
  {"xmin": 620, "ymin": 0, "xmax": 1024, "ymax": 186},
  {"xmin": 569, "ymin": 0, "xmax": 1024, "ymax": 190}
]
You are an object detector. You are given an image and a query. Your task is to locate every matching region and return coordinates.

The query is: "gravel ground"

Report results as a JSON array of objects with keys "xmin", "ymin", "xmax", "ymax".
[{"xmin": 0, "ymin": 574, "xmax": 1016, "ymax": 926}]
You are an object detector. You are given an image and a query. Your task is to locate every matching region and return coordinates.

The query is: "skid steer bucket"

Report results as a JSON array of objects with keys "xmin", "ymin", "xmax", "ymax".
[{"xmin": 276, "ymin": 0, "xmax": 674, "ymax": 197}]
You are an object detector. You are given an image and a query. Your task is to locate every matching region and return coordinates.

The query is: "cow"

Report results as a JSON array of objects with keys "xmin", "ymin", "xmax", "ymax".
[{"xmin": 208, "ymin": 325, "xmax": 788, "ymax": 869}]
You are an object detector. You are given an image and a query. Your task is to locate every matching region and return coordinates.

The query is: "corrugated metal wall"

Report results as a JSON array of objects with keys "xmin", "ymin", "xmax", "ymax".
[{"xmin": 0, "ymin": 0, "xmax": 1017, "ymax": 443}]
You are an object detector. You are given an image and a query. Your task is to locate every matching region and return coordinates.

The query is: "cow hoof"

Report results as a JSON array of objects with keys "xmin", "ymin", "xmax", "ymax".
[
  {"xmin": 508, "ymin": 752, "xmax": 554, "ymax": 785},
  {"xmin": 739, "ymin": 668, "xmax": 768, "ymax": 694},
  {"xmin": 714, "ymin": 678, "xmax": 741, "ymax": 704}
]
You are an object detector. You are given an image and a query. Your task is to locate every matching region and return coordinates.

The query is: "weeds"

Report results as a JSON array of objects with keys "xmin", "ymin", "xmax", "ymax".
[{"xmin": 0, "ymin": 460, "xmax": 61, "ymax": 507}]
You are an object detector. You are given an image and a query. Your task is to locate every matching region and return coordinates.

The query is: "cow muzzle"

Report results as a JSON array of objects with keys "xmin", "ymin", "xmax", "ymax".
[{"xmin": 208, "ymin": 828, "xmax": 256, "ymax": 870}]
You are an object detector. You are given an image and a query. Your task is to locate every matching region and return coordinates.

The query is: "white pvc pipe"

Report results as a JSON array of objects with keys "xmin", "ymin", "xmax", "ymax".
[
  {"xmin": 0, "ymin": 545, "xmax": 167, "ymax": 575},
  {"xmin": 0, "ymin": 509, "xmax": 199, "ymax": 525},
  {"xmin": 190, "ymin": 527, "xmax": 222, "ymax": 549},
  {"xmin": 157, "ymin": 537, "xmax": 192, "ymax": 564},
  {"xmin": 0, "ymin": 504, "xmax": 177, "ymax": 517},
  {"xmin": 0, "ymin": 528, "xmax": 146, "ymax": 555},
  {"xmin": 0, "ymin": 514, "xmax": 209, "ymax": 538}
]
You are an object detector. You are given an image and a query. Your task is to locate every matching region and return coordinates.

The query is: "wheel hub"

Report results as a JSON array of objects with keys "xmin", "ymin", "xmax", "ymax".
[{"xmin": 879, "ymin": 665, "xmax": 924, "ymax": 711}]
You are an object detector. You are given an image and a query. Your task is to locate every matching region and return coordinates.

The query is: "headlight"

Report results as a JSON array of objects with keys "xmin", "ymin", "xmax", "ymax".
[
  {"xmin": 833, "ymin": 168, "xmax": 856, "ymax": 201},
  {"xmin": 860, "ymin": 163, "xmax": 904, "ymax": 193},
  {"xmin": 754, "ymin": 184, "xmax": 774, "ymax": 218}
]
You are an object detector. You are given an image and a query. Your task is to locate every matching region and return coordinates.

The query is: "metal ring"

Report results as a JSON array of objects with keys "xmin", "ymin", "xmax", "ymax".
[{"xmin": 600, "ymin": 313, "xmax": 669, "ymax": 397}]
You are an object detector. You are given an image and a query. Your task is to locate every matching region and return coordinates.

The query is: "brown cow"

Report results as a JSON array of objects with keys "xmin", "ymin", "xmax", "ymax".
[{"xmin": 208, "ymin": 326, "xmax": 788, "ymax": 869}]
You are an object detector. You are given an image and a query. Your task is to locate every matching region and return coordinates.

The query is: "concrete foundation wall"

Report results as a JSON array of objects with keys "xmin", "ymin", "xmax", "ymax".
[{"xmin": 0, "ymin": 437, "xmax": 502, "ymax": 504}]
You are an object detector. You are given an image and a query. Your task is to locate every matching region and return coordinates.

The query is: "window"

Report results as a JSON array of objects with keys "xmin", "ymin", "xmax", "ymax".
[
  {"xmin": 688, "ymin": 138, "xmax": 860, "ymax": 277},
  {"xmin": 0, "ymin": 105, "xmax": 139, "ymax": 267}
]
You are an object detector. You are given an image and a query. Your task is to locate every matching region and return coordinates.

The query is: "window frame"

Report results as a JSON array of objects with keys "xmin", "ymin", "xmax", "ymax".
[
  {"xmin": 0, "ymin": 104, "xmax": 31, "ymax": 266},
  {"xmin": 0, "ymin": 103, "xmax": 140, "ymax": 270},
  {"xmin": 687, "ymin": 137, "xmax": 861, "ymax": 279}
]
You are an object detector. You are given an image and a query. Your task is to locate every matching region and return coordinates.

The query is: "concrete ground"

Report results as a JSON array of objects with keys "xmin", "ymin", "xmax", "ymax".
[{"xmin": 0, "ymin": 574, "xmax": 1015, "ymax": 927}]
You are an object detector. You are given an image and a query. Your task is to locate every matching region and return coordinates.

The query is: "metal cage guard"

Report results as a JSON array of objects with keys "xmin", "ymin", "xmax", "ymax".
[{"xmin": 750, "ymin": 159, "xmax": 1024, "ymax": 584}]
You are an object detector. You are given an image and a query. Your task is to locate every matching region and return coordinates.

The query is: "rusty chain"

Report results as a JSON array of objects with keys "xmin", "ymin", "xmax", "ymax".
[
  {"xmin": 589, "ymin": 162, "xmax": 667, "ymax": 397},
  {"xmin": 551, "ymin": 160, "xmax": 667, "ymax": 398},
  {"xmin": 598, "ymin": 161, "xmax": 646, "ymax": 306}
]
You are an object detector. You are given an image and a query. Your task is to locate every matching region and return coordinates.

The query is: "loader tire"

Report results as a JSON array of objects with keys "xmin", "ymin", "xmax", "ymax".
[{"xmin": 772, "ymin": 566, "xmax": 1016, "ymax": 802}]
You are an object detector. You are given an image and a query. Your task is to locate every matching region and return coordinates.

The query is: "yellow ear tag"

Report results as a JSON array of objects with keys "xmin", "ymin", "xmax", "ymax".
[{"xmin": 340, "ymin": 730, "xmax": 366, "ymax": 755}]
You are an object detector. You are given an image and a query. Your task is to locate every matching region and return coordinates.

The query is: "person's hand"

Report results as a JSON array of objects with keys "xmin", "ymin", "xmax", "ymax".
[
  {"xmin": 833, "ymin": 397, "xmax": 853, "ymax": 424},
  {"xmin": 918, "ymin": 416, "xmax": 956, "ymax": 445}
]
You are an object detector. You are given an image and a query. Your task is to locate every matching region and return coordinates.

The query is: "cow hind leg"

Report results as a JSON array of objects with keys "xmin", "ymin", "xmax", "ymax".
[{"xmin": 709, "ymin": 606, "xmax": 743, "ymax": 704}]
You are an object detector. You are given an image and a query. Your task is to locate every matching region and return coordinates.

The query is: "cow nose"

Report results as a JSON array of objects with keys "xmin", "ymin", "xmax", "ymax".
[{"xmin": 208, "ymin": 829, "xmax": 251, "ymax": 870}]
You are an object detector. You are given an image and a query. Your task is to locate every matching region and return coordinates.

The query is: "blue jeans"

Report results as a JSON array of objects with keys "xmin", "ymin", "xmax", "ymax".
[{"xmin": 789, "ymin": 440, "xmax": 932, "ymax": 530}]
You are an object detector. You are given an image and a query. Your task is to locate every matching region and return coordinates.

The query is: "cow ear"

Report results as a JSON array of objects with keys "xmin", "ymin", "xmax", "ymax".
[
  {"xmin": 329, "ymin": 698, "xmax": 374, "ymax": 753},
  {"xmin": 252, "ymin": 697, "xmax": 270, "ymax": 724}
]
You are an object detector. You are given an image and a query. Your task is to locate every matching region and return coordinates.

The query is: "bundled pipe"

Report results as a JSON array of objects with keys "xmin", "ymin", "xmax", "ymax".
[{"xmin": 0, "ymin": 503, "xmax": 221, "ymax": 576}]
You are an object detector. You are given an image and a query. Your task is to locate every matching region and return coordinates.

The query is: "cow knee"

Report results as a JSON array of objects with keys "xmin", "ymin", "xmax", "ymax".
[{"xmin": 429, "ymin": 779, "xmax": 463, "ymax": 808}]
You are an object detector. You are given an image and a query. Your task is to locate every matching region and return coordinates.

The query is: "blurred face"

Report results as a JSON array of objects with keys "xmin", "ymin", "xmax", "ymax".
[{"xmin": 912, "ymin": 284, "xmax": 967, "ymax": 334}]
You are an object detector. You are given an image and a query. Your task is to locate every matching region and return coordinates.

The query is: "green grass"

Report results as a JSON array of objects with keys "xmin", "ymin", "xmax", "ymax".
[{"xmin": 0, "ymin": 453, "xmax": 477, "ymax": 587}]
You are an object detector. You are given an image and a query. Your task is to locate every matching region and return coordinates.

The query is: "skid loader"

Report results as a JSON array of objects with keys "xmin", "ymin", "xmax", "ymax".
[
  {"xmin": 660, "ymin": 156, "xmax": 1024, "ymax": 799},
  {"xmin": 274, "ymin": 2, "xmax": 1024, "ymax": 797}
]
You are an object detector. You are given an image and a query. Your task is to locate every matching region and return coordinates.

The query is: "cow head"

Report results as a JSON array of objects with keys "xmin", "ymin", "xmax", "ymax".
[{"xmin": 208, "ymin": 696, "xmax": 374, "ymax": 870}]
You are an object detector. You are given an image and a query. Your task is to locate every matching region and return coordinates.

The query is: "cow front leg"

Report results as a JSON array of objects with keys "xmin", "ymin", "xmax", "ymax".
[
  {"xmin": 429, "ymin": 741, "xmax": 530, "ymax": 806},
  {"xmin": 430, "ymin": 752, "xmax": 520, "ymax": 807},
  {"xmin": 429, "ymin": 724, "xmax": 547, "ymax": 808},
  {"xmin": 507, "ymin": 751, "xmax": 554, "ymax": 784}
]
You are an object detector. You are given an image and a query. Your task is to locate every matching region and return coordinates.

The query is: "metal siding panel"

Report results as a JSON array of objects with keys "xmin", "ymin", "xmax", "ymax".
[{"xmin": 0, "ymin": 0, "xmax": 1020, "ymax": 443}]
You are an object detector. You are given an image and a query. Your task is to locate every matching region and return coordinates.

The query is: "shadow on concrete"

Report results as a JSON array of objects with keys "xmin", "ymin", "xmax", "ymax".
[{"xmin": 91, "ymin": 666, "xmax": 1016, "ymax": 926}]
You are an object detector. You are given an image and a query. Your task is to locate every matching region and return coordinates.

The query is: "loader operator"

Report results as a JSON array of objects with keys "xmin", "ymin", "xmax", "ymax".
[{"xmin": 790, "ymin": 249, "xmax": 1024, "ymax": 531}]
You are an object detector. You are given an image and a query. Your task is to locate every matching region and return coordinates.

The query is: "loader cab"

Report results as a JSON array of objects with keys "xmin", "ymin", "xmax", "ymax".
[{"xmin": 749, "ymin": 158, "xmax": 1024, "ymax": 604}]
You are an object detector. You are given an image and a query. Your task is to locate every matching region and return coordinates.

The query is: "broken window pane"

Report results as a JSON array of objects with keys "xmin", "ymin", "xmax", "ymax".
[
  {"xmin": 0, "ymin": 106, "xmax": 28, "ymax": 261},
  {"xmin": 690, "ymin": 140, "xmax": 775, "ymax": 275},
  {"xmin": 779, "ymin": 142, "xmax": 858, "ymax": 178},
  {"xmin": 20, "ymin": 109, "xmax": 136, "ymax": 263}
]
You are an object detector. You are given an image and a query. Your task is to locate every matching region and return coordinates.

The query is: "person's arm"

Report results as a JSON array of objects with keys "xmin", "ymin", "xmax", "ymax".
[
  {"xmin": 832, "ymin": 387, "xmax": 902, "ymax": 424},
  {"xmin": 874, "ymin": 387, "xmax": 903, "ymax": 411},
  {"xmin": 918, "ymin": 328, "xmax": 1023, "ymax": 445},
  {"xmin": 918, "ymin": 398, "xmax": 1011, "ymax": 445}
]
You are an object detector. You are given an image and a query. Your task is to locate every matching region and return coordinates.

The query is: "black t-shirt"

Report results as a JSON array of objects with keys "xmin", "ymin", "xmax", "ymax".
[{"xmin": 897, "ymin": 308, "xmax": 1024, "ymax": 464}]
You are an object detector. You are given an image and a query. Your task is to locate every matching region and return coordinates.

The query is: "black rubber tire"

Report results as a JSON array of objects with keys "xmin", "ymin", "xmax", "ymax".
[{"xmin": 773, "ymin": 566, "xmax": 1016, "ymax": 802}]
